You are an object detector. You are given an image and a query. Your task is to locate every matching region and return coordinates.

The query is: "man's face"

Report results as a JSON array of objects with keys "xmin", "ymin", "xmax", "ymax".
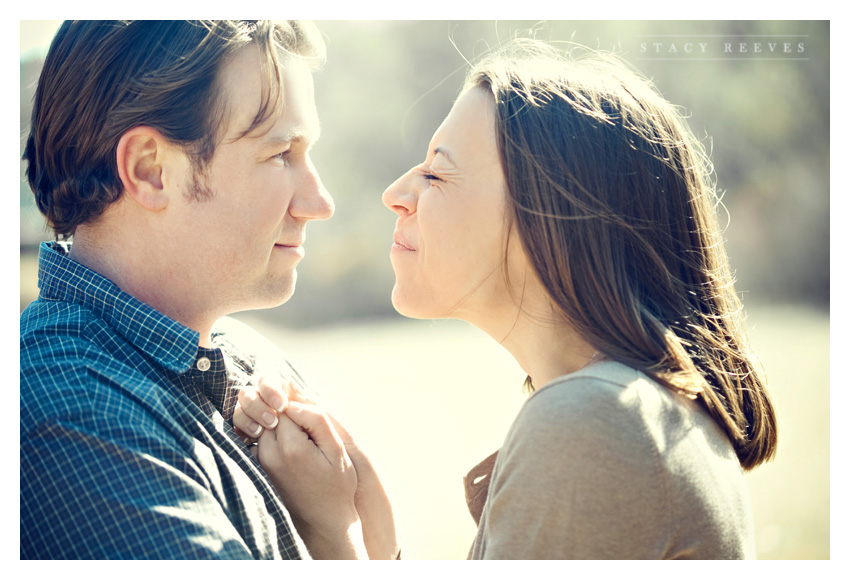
[{"xmin": 167, "ymin": 45, "xmax": 333, "ymax": 317}]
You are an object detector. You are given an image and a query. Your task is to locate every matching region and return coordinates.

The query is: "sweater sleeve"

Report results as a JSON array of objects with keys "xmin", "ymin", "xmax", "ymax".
[{"xmin": 477, "ymin": 376, "xmax": 673, "ymax": 559}]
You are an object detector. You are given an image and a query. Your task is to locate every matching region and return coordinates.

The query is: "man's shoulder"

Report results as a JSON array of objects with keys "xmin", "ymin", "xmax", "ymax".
[
  {"xmin": 20, "ymin": 299, "xmax": 183, "ymax": 439},
  {"xmin": 21, "ymin": 294, "xmax": 92, "ymax": 335},
  {"xmin": 21, "ymin": 296, "xmax": 134, "ymax": 376},
  {"xmin": 21, "ymin": 297, "xmax": 111, "ymax": 379}
]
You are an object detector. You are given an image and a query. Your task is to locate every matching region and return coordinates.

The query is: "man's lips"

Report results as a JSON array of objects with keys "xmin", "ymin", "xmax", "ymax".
[
  {"xmin": 275, "ymin": 235, "xmax": 305, "ymax": 247},
  {"xmin": 274, "ymin": 241, "xmax": 305, "ymax": 257}
]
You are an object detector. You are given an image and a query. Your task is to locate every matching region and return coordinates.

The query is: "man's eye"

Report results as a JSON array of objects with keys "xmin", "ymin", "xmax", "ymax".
[{"xmin": 423, "ymin": 172, "xmax": 440, "ymax": 181}]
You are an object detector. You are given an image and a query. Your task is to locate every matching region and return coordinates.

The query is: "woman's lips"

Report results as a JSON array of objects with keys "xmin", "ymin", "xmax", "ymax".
[{"xmin": 392, "ymin": 232, "xmax": 415, "ymax": 252}]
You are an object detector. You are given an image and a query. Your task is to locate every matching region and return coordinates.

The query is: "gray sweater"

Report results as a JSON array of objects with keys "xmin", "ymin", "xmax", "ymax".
[{"xmin": 468, "ymin": 361, "xmax": 755, "ymax": 559}]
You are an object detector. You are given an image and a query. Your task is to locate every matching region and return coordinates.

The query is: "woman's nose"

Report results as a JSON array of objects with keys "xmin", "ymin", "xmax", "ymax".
[{"xmin": 382, "ymin": 169, "xmax": 419, "ymax": 217}]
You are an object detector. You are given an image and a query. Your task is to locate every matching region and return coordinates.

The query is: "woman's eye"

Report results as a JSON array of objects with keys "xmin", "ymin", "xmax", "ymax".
[{"xmin": 423, "ymin": 172, "xmax": 440, "ymax": 182}]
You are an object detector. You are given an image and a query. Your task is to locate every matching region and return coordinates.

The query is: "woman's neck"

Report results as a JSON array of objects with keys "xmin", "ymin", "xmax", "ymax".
[
  {"xmin": 464, "ymin": 279, "xmax": 599, "ymax": 389},
  {"xmin": 497, "ymin": 312, "xmax": 598, "ymax": 390}
]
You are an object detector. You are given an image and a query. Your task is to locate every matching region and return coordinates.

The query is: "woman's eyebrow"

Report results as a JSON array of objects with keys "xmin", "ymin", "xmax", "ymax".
[{"xmin": 433, "ymin": 146, "xmax": 456, "ymax": 166}]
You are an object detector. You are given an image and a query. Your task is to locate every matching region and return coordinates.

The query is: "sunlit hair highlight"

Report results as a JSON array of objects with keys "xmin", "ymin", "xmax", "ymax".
[{"xmin": 464, "ymin": 40, "xmax": 777, "ymax": 470}]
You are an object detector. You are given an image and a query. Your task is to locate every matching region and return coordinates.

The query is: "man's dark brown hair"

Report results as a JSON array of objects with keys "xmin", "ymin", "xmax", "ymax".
[{"xmin": 24, "ymin": 20, "xmax": 325, "ymax": 238}]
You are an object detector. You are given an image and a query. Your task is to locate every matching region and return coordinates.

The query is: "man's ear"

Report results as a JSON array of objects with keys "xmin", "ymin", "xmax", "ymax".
[{"xmin": 116, "ymin": 127, "xmax": 173, "ymax": 212}]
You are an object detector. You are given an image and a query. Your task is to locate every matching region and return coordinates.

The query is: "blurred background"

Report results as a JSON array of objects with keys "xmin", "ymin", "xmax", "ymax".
[{"xmin": 20, "ymin": 20, "xmax": 829, "ymax": 559}]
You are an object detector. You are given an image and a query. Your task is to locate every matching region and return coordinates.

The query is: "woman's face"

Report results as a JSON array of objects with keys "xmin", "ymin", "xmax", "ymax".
[{"xmin": 382, "ymin": 88, "xmax": 525, "ymax": 322}]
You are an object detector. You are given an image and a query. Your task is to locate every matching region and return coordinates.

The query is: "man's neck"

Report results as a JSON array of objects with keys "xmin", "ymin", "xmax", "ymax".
[{"xmin": 69, "ymin": 227, "xmax": 216, "ymax": 347}]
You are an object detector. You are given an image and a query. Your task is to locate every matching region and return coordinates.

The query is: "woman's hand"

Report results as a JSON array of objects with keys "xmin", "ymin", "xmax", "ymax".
[
  {"xmin": 233, "ymin": 378, "xmax": 399, "ymax": 559},
  {"xmin": 258, "ymin": 397, "xmax": 366, "ymax": 559},
  {"xmin": 324, "ymin": 413, "xmax": 400, "ymax": 560},
  {"xmin": 233, "ymin": 376, "xmax": 290, "ymax": 441}
]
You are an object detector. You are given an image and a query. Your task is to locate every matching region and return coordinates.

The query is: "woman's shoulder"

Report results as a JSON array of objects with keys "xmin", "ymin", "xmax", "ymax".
[
  {"xmin": 482, "ymin": 362, "xmax": 676, "ymax": 557},
  {"xmin": 518, "ymin": 360, "xmax": 665, "ymax": 432},
  {"xmin": 503, "ymin": 359, "xmax": 740, "ymax": 485},
  {"xmin": 503, "ymin": 360, "xmax": 730, "ymax": 471},
  {"xmin": 481, "ymin": 367, "xmax": 751, "ymax": 559},
  {"xmin": 536, "ymin": 359, "xmax": 651, "ymax": 397},
  {"xmin": 505, "ymin": 362, "xmax": 648, "ymax": 450}
]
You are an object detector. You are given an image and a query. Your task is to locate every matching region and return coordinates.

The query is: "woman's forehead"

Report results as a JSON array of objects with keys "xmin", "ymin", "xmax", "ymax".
[{"xmin": 428, "ymin": 89, "xmax": 497, "ymax": 161}]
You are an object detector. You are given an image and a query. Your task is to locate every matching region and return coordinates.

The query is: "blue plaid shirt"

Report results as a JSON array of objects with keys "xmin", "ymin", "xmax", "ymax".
[{"xmin": 21, "ymin": 241, "xmax": 309, "ymax": 559}]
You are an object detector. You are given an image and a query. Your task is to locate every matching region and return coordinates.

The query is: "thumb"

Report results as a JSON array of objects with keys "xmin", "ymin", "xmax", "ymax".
[
  {"xmin": 326, "ymin": 412, "xmax": 357, "ymax": 450},
  {"xmin": 284, "ymin": 401, "xmax": 348, "ymax": 465}
]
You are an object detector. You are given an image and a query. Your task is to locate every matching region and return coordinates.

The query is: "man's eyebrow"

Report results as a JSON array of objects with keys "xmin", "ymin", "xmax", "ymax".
[{"xmin": 263, "ymin": 127, "xmax": 321, "ymax": 148}]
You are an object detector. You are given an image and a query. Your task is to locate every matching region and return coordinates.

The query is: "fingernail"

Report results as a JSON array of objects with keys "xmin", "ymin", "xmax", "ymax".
[
  {"xmin": 262, "ymin": 411, "xmax": 278, "ymax": 429},
  {"xmin": 247, "ymin": 421, "xmax": 262, "ymax": 437},
  {"xmin": 269, "ymin": 394, "xmax": 285, "ymax": 412}
]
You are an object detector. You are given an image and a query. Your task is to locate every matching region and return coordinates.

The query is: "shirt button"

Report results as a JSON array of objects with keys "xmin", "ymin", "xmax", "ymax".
[{"xmin": 196, "ymin": 357, "xmax": 211, "ymax": 372}]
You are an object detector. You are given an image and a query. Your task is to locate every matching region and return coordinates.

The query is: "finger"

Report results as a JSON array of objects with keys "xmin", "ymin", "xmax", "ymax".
[
  {"xmin": 254, "ymin": 376, "xmax": 315, "ymax": 411},
  {"xmin": 326, "ymin": 412, "xmax": 353, "ymax": 443},
  {"xmin": 257, "ymin": 376, "xmax": 288, "ymax": 413},
  {"xmin": 284, "ymin": 401, "xmax": 347, "ymax": 465},
  {"xmin": 237, "ymin": 384, "xmax": 280, "ymax": 430},
  {"xmin": 281, "ymin": 380, "xmax": 315, "ymax": 405},
  {"xmin": 233, "ymin": 424, "xmax": 260, "ymax": 442},
  {"xmin": 258, "ymin": 409, "xmax": 318, "ymax": 468},
  {"xmin": 325, "ymin": 412, "xmax": 375, "ymax": 475},
  {"xmin": 232, "ymin": 403, "xmax": 264, "ymax": 438},
  {"xmin": 324, "ymin": 412, "xmax": 362, "ymax": 456}
]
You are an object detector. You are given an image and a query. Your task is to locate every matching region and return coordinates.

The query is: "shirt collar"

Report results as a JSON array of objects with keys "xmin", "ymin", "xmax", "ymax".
[
  {"xmin": 37, "ymin": 241, "xmax": 200, "ymax": 373},
  {"xmin": 182, "ymin": 346, "xmax": 239, "ymax": 422}
]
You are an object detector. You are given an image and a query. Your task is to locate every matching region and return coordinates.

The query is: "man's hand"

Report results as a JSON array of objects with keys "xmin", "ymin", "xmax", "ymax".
[{"xmin": 233, "ymin": 378, "xmax": 400, "ymax": 560}]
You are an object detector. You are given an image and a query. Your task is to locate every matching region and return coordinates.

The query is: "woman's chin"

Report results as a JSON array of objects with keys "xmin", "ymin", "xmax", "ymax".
[
  {"xmin": 390, "ymin": 287, "xmax": 435, "ymax": 320},
  {"xmin": 390, "ymin": 295, "xmax": 418, "ymax": 319}
]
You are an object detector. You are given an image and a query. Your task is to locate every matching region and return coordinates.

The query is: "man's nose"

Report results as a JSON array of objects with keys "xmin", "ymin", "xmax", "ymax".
[{"xmin": 292, "ymin": 156, "xmax": 334, "ymax": 221}]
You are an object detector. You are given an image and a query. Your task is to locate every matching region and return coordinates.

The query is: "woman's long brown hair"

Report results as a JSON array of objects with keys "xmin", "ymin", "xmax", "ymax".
[{"xmin": 466, "ymin": 41, "xmax": 777, "ymax": 470}]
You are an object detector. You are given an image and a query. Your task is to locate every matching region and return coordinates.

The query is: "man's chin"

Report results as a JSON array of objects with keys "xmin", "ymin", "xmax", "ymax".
[
  {"xmin": 266, "ymin": 277, "xmax": 298, "ymax": 308},
  {"xmin": 239, "ymin": 274, "xmax": 298, "ymax": 312}
]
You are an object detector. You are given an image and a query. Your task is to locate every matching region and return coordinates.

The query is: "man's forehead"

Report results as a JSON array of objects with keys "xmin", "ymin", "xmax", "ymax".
[
  {"xmin": 234, "ymin": 99, "xmax": 322, "ymax": 146},
  {"xmin": 218, "ymin": 49, "xmax": 319, "ymax": 145}
]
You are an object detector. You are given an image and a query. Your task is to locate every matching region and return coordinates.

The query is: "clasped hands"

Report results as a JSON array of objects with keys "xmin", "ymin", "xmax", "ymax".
[{"xmin": 233, "ymin": 378, "xmax": 399, "ymax": 560}]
